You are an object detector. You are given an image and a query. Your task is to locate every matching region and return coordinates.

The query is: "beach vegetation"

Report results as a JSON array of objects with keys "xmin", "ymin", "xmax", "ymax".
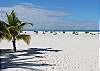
[{"xmin": 0, "ymin": 10, "xmax": 33, "ymax": 52}]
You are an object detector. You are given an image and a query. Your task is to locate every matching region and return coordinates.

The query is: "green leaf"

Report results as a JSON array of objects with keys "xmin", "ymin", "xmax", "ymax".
[{"xmin": 16, "ymin": 34, "xmax": 31, "ymax": 45}]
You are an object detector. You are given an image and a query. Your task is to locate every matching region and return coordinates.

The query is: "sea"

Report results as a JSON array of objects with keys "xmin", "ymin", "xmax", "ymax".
[{"xmin": 23, "ymin": 29, "xmax": 100, "ymax": 32}]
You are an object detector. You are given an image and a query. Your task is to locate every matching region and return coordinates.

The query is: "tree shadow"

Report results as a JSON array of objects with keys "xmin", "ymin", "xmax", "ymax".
[
  {"xmin": 0, "ymin": 48, "xmax": 62, "ymax": 71},
  {"xmin": 0, "ymin": 49, "xmax": 13, "ymax": 55},
  {"xmin": 19, "ymin": 48, "xmax": 62, "ymax": 56}
]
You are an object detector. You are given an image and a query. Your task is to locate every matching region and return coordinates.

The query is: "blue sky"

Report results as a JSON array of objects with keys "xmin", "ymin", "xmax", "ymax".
[{"xmin": 0, "ymin": 0, "xmax": 99, "ymax": 30}]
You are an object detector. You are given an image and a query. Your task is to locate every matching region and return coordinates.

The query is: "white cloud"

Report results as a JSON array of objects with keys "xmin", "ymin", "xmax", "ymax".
[
  {"xmin": 18, "ymin": 3, "xmax": 43, "ymax": 9},
  {"xmin": 0, "ymin": 3, "xmax": 98, "ymax": 30}
]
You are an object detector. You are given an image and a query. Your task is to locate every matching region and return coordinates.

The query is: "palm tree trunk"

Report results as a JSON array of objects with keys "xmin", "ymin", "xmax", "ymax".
[{"xmin": 12, "ymin": 39, "xmax": 16, "ymax": 52}]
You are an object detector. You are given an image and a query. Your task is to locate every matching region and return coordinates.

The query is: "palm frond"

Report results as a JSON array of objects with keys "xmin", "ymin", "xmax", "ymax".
[
  {"xmin": 8, "ymin": 26, "xmax": 19, "ymax": 37},
  {"xmin": 0, "ymin": 31, "xmax": 4, "ymax": 41},
  {"xmin": 0, "ymin": 21, "xmax": 10, "ymax": 34},
  {"xmin": 6, "ymin": 10, "xmax": 21, "ymax": 26},
  {"xmin": 0, "ymin": 31, "xmax": 12, "ymax": 41},
  {"xmin": 16, "ymin": 34, "xmax": 31, "ymax": 45},
  {"xmin": 0, "ymin": 20, "xmax": 9, "ymax": 31},
  {"xmin": 18, "ymin": 22, "xmax": 33, "ymax": 29},
  {"xmin": 11, "ymin": 10, "xmax": 21, "ymax": 25},
  {"xmin": 21, "ymin": 22, "xmax": 33, "ymax": 26},
  {"xmin": 6, "ymin": 12, "xmax": 14, "ymax": 25},
  {"xmin": 3, "ymin": 33, "xmax": 12, "ymax": 41},
  {"xmin": 11, "ymin": 10, "xmax": 15, "ymax": 15},
  {"xmin": 16, "ymin": 22, "xmax": 33, "ymax": 32},
  {"xmin": 0, "ymin": 20, "xmax": 12, "ymax": 41},
  {"xmin": 0, "ymin": 20, "xmax": 9, "ymax": 27}
]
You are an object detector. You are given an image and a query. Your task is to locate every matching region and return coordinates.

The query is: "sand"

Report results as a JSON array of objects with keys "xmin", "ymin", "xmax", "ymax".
[{"xmin": 0, "ymin": 31, "xmax": 100, "ymax": 71}]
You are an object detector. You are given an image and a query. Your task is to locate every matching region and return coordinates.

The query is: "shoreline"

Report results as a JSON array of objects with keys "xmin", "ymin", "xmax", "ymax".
[{"xmin": 23, "ymin": 30, "xmax": 100, "ymax": 32}]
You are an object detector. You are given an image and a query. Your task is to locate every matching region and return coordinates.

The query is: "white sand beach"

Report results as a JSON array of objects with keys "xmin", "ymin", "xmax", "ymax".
[{"xmin": 0, "ymin": 31, "xmax": 100, "ymax": 71}]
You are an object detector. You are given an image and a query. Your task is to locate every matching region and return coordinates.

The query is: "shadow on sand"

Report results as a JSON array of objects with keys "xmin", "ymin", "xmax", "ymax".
[{"xmin": 0, "ymin": 48, "xmax": 62, "ymax": 71}]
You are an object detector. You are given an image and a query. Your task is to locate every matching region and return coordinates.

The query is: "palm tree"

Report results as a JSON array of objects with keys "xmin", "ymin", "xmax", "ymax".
[{"xmin": 0, "ymin": 10, "xmax": 33, "ymax": 52}]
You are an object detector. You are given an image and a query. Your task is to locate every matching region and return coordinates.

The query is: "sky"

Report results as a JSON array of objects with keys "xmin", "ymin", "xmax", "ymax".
[{"xmin": 0, "ymin": 0, "xmax": 99, "ymax": 30}]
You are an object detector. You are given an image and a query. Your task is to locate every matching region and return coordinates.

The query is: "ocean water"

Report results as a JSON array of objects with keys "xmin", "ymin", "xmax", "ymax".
[{"xmin": 23, "ymin": 29, "xmax": 100, "ymax": 32}]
